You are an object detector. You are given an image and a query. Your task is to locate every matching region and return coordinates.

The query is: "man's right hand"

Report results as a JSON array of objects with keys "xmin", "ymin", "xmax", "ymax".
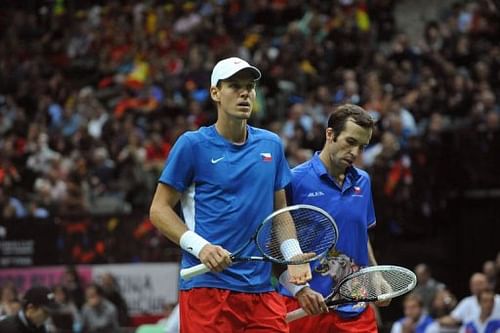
[
  {"xmin": 296, "ymin": 287, "xmax": 329, "ymax": 315},
  {"xmin": 199, "ymin": 244, "xmax": 232, "ymax": 272}
]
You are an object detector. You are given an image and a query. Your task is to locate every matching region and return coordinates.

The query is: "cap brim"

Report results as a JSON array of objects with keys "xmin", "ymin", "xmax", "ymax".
[
  {"xmin": 215, "ymin": 67, "xmax": 260, "ymax": 85},
  {"xmin": 236, "ymin": 67, "xmax": 261, "ymax": 81}
]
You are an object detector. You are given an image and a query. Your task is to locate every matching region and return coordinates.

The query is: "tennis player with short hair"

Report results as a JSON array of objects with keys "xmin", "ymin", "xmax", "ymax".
[
  {"xmin": 149, "ymin": 57, "xmax": 312, "ymax": 332},
  {"xmin": 279, "ymin": 104, "xmax": 389, "ymax": 332}
]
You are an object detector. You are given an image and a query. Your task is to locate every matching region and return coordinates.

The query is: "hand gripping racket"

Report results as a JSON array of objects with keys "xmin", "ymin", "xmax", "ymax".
[
  {"xmin": 180, "ymin": 204, "xmax": 339, "ymax": 280},
  {"xmin": 286, "ymin": 265, "xmax": 417, "ymax": 322}
]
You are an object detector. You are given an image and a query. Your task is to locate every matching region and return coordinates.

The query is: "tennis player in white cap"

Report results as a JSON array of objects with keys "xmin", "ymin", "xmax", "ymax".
[{"xmin": 149, "ymin": 57, "xmax": 312, "ymax": 332}]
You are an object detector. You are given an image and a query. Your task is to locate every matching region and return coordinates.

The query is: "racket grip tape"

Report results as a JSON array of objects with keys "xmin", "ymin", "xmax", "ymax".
[
  {"xmin": 285, "ymin": 308, "xmax": 307, "ymax": 323},
  {"xmin": 180, "ymin": 263, "xmax": 211, "ymax": 280}
]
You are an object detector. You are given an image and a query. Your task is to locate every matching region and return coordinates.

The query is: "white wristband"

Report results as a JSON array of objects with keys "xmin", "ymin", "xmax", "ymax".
[
  {"xmin": 179, "ymin": 230, "xmax": 210, "ymax": 259},
  {"xmin": 280, "ymin": 238, "xmax": 303, "ymax": 261},
  {"xmin": 279, "ymin": 271, "xmax": 309, "ymax": 296}
]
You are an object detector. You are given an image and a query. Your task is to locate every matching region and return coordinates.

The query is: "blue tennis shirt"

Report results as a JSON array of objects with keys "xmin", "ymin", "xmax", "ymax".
[
  {"xmin": 159, "ymin": 125, "xmax": 291, "ymax": 293},
  {"xmin": 283, "ymin": 152, "xmax": 376, "ymax": 317}
]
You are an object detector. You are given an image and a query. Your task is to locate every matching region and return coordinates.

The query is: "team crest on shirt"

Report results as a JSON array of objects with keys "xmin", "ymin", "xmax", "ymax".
[
  {"xmin": 352, "ymin": 186, "xmax": 363, "ymax": 197},
  {"xmin": 260, "ymin": 152, "xmax": 272, "ymax": 162}
]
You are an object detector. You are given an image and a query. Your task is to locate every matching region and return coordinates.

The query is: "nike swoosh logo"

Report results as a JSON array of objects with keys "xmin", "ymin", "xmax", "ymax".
[{"xmin": 211, "ymin": 157, "xmax": 224, "ymax": 164}]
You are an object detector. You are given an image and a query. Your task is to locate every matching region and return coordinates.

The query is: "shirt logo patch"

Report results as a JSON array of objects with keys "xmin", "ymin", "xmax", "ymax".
[
  {"xmin": 307, "ymin": 191, "xmax": 325, "ymax": 197},
  {"xmin": 352, "ymin": 186, "xmax": 363, "ymax": 197},
  {"xmin": 211, "ymin": 157, "xmax": 224, "ymax": 164},
  {"xmin": 260, "ymin": 153, "xmax": 272, "ymax": 162}
]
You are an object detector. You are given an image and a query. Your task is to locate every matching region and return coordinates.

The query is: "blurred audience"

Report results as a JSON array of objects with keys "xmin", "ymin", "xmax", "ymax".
[
  {"xmin": 0, "ymin": 282, "xmax": 21, "ymax": 320},
  {"xmin": 413, "ymin": 263, "xmax": 446, "ymax": 312},
  {"xmin": 482, "ymin": 260, "xmax": 497, "ymax": 291},
  {"xmin": 97, "ymin": 272, "xmax": 130, "ymax": 328},
  {"xmin": 429, "ymin": 288, "xmax": 457, "ymax": 320},
  {"xmin": 61, "ymin": 266, "xmax": 86, "ymax": 311},
  {"xmin": 390, "ymin": 293, "xmax": 435, "ymax": 333},
  {"xmin": 0, "ymin": 0, "xmax": 498, "ymax": 227},
  {"xmin": 462, "ymin": 289, "xmax": 500, "ymax": 333},
  {"xmin": 48, "ymin": 284, "xmax": 82, "ymax": 333},
  {"xmin": 0, "ymin": 286, "xmax": 59, "ymax": 333},
  {"xmin": 439, "ymin": 273, "xmax": 500, "ymax": 331},
  {"xmin": 81, "ymin": 283, "xmax": 119, "ymax": 333}
]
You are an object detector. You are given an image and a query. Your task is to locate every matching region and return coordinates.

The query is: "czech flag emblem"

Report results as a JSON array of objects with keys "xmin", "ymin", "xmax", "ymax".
[{"xmin": 260, "ymin": 153, "xmax": 272, "ymax": 162}]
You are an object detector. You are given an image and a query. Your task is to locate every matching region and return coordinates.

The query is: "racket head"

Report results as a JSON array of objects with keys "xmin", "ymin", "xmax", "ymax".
[
  {"xmin": 334, "ymin": 265, "xmax": 417, "ymax": 303},
  {"xmin": 254, "ymin": 204, "xmax": 339, "ymax": 264}
]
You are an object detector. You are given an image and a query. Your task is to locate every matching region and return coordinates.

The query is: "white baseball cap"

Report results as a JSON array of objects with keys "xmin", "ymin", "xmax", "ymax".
[{"xmin": 211, "ymin": 57, "xmax": 261, "ymax": 87}]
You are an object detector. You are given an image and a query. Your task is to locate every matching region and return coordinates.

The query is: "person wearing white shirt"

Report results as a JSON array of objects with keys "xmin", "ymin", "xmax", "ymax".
[
  {"xmin": 391, "ymin": 293, "xmax": 435, "ymax": 333},
  {"xmin": 440, "ymin": 273, "xmax": 500, "ymax": 330},
  {"xmin": 461, "ymin": 289, "xmax": 500, "ymax": 333}
]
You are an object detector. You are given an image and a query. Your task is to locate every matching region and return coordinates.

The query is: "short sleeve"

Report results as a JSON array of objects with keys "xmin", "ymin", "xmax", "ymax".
[{"xmin": 158, "ymin": 134, "xmax": 195, "ymax": 192}]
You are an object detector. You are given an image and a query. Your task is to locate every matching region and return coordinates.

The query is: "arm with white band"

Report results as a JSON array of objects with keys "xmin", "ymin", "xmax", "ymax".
[
  {"xmin": 179, "ymin": 230, "xmax": 210, "ymax": 258},
  {"xmin": 279, "ymin": 270, "xmax": 309, "ymax": 296},
  {"xmin": 280, "ymin": 238, "xmax": 304, "ymax": 261}
]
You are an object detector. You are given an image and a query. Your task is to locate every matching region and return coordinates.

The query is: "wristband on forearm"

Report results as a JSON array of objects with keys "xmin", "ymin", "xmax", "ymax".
[
  {"xmin": 280, "ymin": 238, "xmax": 303, "ymax": 261},
  {"xmin": 179, "ymin": 230, "xmax": 210, "ymax": 258},
  {"xmin": 279, "ymin": 270, "xmax": 309, "ymax": 296}
]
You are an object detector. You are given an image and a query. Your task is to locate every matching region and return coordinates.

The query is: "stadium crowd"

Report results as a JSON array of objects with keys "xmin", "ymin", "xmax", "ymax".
[
  {"xmin": 1, "ymin": 0, "xmax": 498, "ymax": 224},
  {"xmin": 0, "ymin": 0, "xmax": 499, "ymax": 332}
]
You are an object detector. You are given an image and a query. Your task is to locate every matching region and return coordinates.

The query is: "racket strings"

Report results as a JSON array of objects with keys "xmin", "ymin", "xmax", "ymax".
[
  {"xmin": 255, "ymin": 208, "xmax": 338, "ymax": 263},
  {"xmin": 339, "ymin": 270, "xmax": 415, "ymax": 300}
]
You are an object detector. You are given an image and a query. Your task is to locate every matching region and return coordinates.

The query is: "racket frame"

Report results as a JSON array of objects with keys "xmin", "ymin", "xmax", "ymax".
[
  {"xmin": 328, "ymin": 265, "xmax": 417, "ymax": 305},
  {"xmin": 285, "ymin": 265, "xmax": 417, "ymax": 323},
  {"xmin": 180, "ymin": 204, "xmax": 339, "ymax": 280},
  {"xmin": 254, "ymin": 204, "xmax": 339, "ymax": 264}
]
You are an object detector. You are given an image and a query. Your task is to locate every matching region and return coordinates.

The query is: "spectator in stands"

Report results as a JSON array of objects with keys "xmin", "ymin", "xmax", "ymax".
[
  {"xmin": 439, "ymin": 273, "xmax": 500, "ymax": 330},
  {"xmin": 429, "ymin": 288, "xmax": 457, "ymax": 319},
  {"xmin": 483, "ymin": 260, "xmax": 497, "ymax": 291},
  {"xmin": 413, "ymin": 263, "xmax": 446, "ymax": 312},
  {"xmin": 0, "ymin": 186, "xmax": 28, "ymax": 219},
  {"xmin": 48, "ymin": 284, "xmax": 82, "ymax": 333},
  {"xmin": 462, "ymin": 289, "xmax": 500, "ymax": 333},
  {"xmin": 81, "ymin": 283, "xmax": 119, "ymax": 333},
  {"xmin": 60, "ymin": 266, "xmax": 86, "ymax": 310},
  {"xmin": 390, "ymin": 293, "xmax": 435, "ymax": 333},
  {"xmin": 98, "ymin": 272, "xmax": 129, "ymax": 328},
  {"xmin": 0, "ymin": 282, "xmax": 20, "ymax": 320},
  {"xmin": 0, "ymin": 286, "xmax": 59, "ymax": 333}
]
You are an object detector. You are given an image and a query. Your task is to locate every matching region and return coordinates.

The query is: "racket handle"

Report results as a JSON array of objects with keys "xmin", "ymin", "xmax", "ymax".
[
  {"xmin": 285, "ymin": 308, "xmax": 307, "ymax": 323},
  {"xmin": 180, "ymin": 263, "xmax": 211, "ymax": 280}
]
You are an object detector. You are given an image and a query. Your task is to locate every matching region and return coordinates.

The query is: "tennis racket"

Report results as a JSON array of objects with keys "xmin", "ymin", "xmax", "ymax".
[
  {"xmin": 286, "ymin": 265, "xmax": 417, "ymax": 322},
  {"xmin": 180, "ymin": 204, "xmax": 339, "ymax": 280}
]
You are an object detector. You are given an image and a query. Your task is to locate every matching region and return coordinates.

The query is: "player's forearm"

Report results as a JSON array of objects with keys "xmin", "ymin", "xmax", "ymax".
[
  {"xmin": 368, "ymin": 239, "xmax": 378, "ymax": 266},
  {"xmin": 149, "ymin": 183, "xmax": 191, "ymax": 245},
  {"xmin": 149, "ymin": 203, "xmax": 188, "ymax": 245},
  {"xmin": 273, "ymin": 189, "xmax": 302, "ymax": 258}
]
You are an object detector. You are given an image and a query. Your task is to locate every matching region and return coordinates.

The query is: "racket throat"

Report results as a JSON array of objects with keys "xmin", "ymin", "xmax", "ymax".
[{"xmin": 236, "ymin": 256, "xmax": 264, "ymax": 262}]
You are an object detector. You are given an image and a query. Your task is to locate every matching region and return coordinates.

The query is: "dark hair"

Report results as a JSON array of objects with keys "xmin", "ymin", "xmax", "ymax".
[
  {"xmin": 327, "ymin": 104, "xmax": 374, "ymax": 139},
  {"xmin": 86, "ymin": 283, "xmax": 104, "ymax": 297},
  {"xmin": 404, "ymin": 292, "xmax": 424, "ymax": 307}
]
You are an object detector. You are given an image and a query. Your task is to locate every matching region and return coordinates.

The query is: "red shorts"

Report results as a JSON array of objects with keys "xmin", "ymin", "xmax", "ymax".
[
  {"xmin": 284, "ymin": 296, "xmax": 378, "ymax": 333},
  {"xmin": 179, "ymin": 288, "xmax": 288, "ymax": 333}
]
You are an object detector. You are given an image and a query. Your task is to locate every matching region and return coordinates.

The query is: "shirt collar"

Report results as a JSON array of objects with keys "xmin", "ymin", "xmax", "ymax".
[{"xmin": 311, "ymin": 152, "xmax": 361, "ymax": 182}]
